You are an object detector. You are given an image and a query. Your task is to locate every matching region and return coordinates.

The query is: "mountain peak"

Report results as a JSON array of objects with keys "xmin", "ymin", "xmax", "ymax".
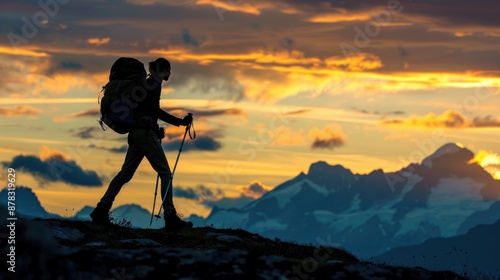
[
  {"xmin": 422, "ymin": 142, "xmax": 472, "ymax": 167},
  {"xmin": 308, "ymin": 161, "xmax": 352, "ymax": 176},
  {"xmin": 0, "ymin": 186, "xmax": 57, "ymax": 219},
  {"xmin": 307, "ymin": 161, "xmax": 354, "ymax": 191}
]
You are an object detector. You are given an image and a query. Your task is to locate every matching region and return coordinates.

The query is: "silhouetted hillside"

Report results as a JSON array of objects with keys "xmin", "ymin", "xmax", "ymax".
[{"xmin": 0, "ymin": 217, "xmax": 465, "ymax": 279}]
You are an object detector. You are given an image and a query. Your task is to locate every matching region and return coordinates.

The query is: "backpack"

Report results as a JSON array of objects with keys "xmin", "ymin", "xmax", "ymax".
[{"xmin": 98, "ymin": 57, "xmax": 147, "ymax": 134}]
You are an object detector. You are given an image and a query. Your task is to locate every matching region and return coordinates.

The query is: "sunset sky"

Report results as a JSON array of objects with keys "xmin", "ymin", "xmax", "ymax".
[{"xmin": 1, "ymin": 0, "xmax": 499, "ymax": 218}]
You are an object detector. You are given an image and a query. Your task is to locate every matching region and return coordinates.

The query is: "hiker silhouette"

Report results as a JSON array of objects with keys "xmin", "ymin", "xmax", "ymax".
[{"xmin": 90, "ymin": 58, "xmax": 193, "ymax": 230}]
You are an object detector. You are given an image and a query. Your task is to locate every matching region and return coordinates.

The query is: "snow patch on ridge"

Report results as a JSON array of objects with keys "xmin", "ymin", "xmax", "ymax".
[
  {"xmin": 260, "ymin": 178, "xmax": 328, "ymax": 209},
  {"xmin": 396, "ymin": 177, "xmax": 494, "ymax": 237}
]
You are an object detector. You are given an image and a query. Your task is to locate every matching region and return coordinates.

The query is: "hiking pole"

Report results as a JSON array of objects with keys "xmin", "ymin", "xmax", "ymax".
[
  {"xmin": 154, "ymin": 114, "xmax": 193, "ymax": 222},
  {"xmin": 149, "ymin": 172, "xmax": 161, "ymax": 226},
  {"xmin": 149, "ymin": 131, "xmax": 164, "ymax": 227}
]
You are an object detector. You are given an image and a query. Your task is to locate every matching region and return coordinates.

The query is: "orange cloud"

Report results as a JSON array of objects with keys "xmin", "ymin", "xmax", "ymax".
[
  {"xmin": 87, "ymin": 37, "xmax": 110, "ymax": 46},
  {"xmin": 308, "ymin": 125, "xmax": 347, "ymax": 150},
  {"xmin": 0, "ymin": 105, "xmax": 41, "ymax": 117},
  {"xmin": 238, "ymin": 181, "xmax": 271, "ymax": 199},
  {"xmin": 325, "ymin": 53, "xmax": 383, "ymax": 71},
  {"xmin": 271, "ymin": 126, "xmax": 309, "ymax": 147},
  {"xmin": 151, "ymin": 47, "xmax": 500, "ymax": 101},
  {"xmin": 195, "ymin": 0, "xmax": 261, "ymax": 15},
  {"xmin": 0, "ymin": 46, "xmax": 49, "ymax": 57},
  {"xmin": 250, "ymin": 116, "xmax": 356, "ymax": 149},
  {"xmin": 150, "ymin": 48, "xmax": 322, "ymax": 66},
  {"xmin": 381, "ymin": 110, "xmax": 500, "ymax": 129},
  {"xmin": 308, "ymin": 10, "xmax": 373, "ymax": 23},
  {"xmin": 39, "ymin": 145, "xmax": 72, "ymax": 162},
  {"xmin": 0, "ymin": 55, "xmax": 106, "ymax": 97}
]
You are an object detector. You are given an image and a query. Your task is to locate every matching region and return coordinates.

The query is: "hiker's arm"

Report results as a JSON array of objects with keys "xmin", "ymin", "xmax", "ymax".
[{"xmin": 156, "ymin": 108, "xmax": 183, "ymax": 127}]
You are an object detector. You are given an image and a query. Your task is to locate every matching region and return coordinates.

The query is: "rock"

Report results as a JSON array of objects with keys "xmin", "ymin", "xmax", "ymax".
[
  {"xmin": 119, "ymin": 239, "xmax": 162, "ymax": 247},
  {"xmin": 84, "ymin": 241, "xmax": 107, "ymax": 248},
  {"xmin": 206, "ymin": 232, "xmax": 243, "ymax": 243},
  {"xmin": 217, "ymin": 235, "xmax": 242, "ymax": 243},
  {"xmin": 36, "ymin": 220, "xmax": 85, "ymax": 241}
]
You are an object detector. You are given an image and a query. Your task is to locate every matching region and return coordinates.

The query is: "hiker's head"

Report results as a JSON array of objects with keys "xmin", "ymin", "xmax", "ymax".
[{"xmin": 150, "ymin": 58, "xmax": 171, "ymax": 81}]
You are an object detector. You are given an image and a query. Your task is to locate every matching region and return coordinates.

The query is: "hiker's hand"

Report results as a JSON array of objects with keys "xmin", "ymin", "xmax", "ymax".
[
  {"xmin": 156, "ymin": 127, "xmax": 165, "ymax": 140},
  {"xmin": 181, "ymin": 114, "xmax": 193, "ymax": 126}
]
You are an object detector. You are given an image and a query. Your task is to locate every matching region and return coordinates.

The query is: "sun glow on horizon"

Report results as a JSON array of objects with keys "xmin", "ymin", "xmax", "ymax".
[{"xmin": 470, "ymin": 150, "xmax": 500, "ymax": 167}]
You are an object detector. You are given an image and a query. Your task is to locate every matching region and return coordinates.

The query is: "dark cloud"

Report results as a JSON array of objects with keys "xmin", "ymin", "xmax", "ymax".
[
  {"xmin": 97, "ymin": 134, "xmax": 222, "ymax": 153},
  {"xmin": 162, "ymin": 106, "xmax": 245, "ymax": 118},
  {"xmin": 174, "ymin": 187, "xmax": 197, "ymax": 200},
  {"xmin": 109, "ymin": 145, "xmax": 128, "ymax": 153},
  {"xmin": 60, "ymin": 61, "xmax": 83, "ymax": 71},
  {"xmin": 247, "ymin": 182, "xmax": 268, "ymax": 195},
  {"xmin": 3, "ymin": 154, "xmax": 103, "ymax": 187},
  {"xmin": 174, "ymin": 185, "xmax": 222, "ymax": 201},
  {"xmin": 284, "ymin": 109, "xmax": 312, "ymax": 115},
  {"xmin": 45, "ymin": 60, "xmax": 84, "ymax": 75},
  {"xmin": 240, "ymin": 181, "xmax": 271, "ymax": 198},
  {"xmin": 351, "ymin": 107, "xmax": 405, "ymax": 116},
  {"xmin": 282, "ymin": 0, "xmax": 500, "ymax": 27},
  {"xmin": 189, "ymin": 108, "xmax": 245, "ymax": 118},
  {"xmin": 174, "ymin": 184, "xmax": 255, "ymax": 209},
  {"xmin": 162, "ymin": 135, "xmax": 222, "ymax": 152},
  {"xmin": 472, "ymin": 116, "xmax": 500, "ymax": 128},
  {"xmin": 86, "ymin": 144, "xmax": 128, "ymax": 154},
  {"xmin": 381, "ymin": 111, "xmax": 500, "ymax": 128},
  {"xmin": 167, "ymin": 62, "xmax": 246, "ymax": 101},
  {"xmin": 311, "ymin": 136, "xmax": 345, "ymax": 150},
  {"xmin": 72, "ymin": 127, "xmax": 104, "ymax": 139}
]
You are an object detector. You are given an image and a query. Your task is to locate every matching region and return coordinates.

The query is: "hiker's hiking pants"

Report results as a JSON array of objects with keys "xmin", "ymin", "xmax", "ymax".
[{"xmin": 100, "ymin": 128, "xmax": 175, "ymax": 214}]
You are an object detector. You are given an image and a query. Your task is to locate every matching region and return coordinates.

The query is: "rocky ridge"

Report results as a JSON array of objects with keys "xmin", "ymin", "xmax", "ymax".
[{"xmin": 0, "ymin": 218, "xmax": 465, "ymax": 279}]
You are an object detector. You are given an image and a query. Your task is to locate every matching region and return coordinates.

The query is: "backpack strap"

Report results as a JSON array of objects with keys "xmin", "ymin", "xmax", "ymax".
[{"xmin": 97, "ymin": 83, "xmax": 108, "ymax": 105}]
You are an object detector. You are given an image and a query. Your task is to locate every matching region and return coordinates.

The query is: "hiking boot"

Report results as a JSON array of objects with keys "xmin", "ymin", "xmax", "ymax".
[
  {"xmin": 164, "ymin": 212, "xmax": 193, "ymax": 230},
  {"xmin": 90, "ymin": 202, "xmax": 112, "ymax": 225}
]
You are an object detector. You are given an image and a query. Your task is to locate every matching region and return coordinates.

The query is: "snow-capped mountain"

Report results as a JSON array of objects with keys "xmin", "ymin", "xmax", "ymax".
[{"xmin": 204, "ymin": 143, "xmax": 500, "ymax": 258}]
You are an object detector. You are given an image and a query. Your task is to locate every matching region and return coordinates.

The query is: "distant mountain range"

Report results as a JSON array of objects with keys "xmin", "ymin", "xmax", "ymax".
[
  {"xmin": 3, "ymin": 143, "xmax": 500, "ymax": 277},
  {"xmin": 201, "ymin": 143, "xmax": 500, "ymax": 273}
]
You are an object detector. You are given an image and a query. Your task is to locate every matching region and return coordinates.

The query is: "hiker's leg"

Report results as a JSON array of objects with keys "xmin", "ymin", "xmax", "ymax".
[
  {"xmin": 131, "ymin": 129, "xmax": 175, "ymax": 214},
  {"xmin": 100, "ymin": 140, "xmax": 144, "ymax": 204}
]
